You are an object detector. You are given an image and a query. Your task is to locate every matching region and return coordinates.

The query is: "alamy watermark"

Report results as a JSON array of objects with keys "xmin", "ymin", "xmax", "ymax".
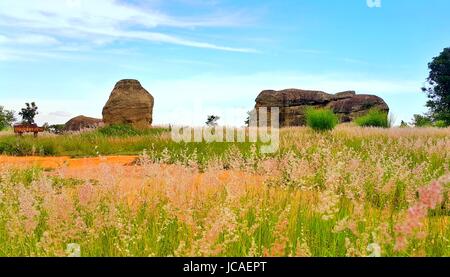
[{"xmin": 171, "ymin": 107, "xmax": 280, "ymax": 154}]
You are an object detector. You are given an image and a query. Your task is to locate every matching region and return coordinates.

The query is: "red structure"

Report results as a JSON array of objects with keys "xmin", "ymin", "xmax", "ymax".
[{"xmin": 13, "ymin": 124, "xmax": 44, "ymax": 137}]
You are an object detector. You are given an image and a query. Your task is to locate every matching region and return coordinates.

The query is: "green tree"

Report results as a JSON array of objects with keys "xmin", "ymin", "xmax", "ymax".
[
  {"xmin": 411, "ymin": 114, "xmax": 433, "ymax": 127},
  {"xmin": 422, "ymin": 47, "xmax": 450, "ymax": 125},
  {"xmin": 244, "ymin": 110, "xmax": 255, "ymax": 127},
  {"xmin": 434, "ymin": 120, "xmax": 448, "ymax": 128},
  {"xmin": 206, "ymin": 115, "xmax": 220, "ymax": 127},
  {"xmin": 0, "ymin": 106, "xmax": 16, "ymax": 130},
  {"xmin": 400, "ymin": 120, "xmax": 409, "ymax": 128},
  {"xmin": 19, "ymin": 102, "xmax": 38, "ymax": 125}
]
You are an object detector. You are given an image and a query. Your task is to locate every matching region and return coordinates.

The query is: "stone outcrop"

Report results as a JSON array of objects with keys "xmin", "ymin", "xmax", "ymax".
[
  {"xmin": 64, "ymin": 115, "xmax": 102, "ymax": 131},
  {"xmin": 102, "ymin": 79, "xmax": 154, "ymax": 126},
  {"xmin": 255, "ymin": 89, "xmax": 389, "ymax": 127}
]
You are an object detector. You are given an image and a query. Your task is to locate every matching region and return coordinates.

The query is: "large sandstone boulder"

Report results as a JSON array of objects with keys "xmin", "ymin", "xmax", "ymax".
[
  {"xmin": 255, "ymin": 89, "xmax": 389, "ymax": 127},
  {"xmin": 64, "ymin": 115, "xmax": 102, "ymax": 131},
  {"xmin": 102, "ymin": 79, "xmax": 154, "ymax": 126}
]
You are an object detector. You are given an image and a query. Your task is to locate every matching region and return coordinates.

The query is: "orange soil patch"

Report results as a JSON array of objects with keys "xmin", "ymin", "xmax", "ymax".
[
  {"xmin": 0, "ymin": 155, "xmax": 138, "ymax": 170},
  {"xmin": 0, "ymin": 156, "xmax": 266, "ymax": 196}
]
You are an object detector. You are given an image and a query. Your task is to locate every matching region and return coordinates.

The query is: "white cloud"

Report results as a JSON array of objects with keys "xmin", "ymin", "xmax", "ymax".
[
  {"xmin": 48, "ymin": 111, "xmax": 72, "ymax": 117},
  {"xmin": 0, "ymin": 47, "xmax": 86, "ymax": 61},
  {"xmin": 147, "ymin": 71, "xmax": 423, "ymax": 126},
  {"xmin": 2, "ymin": 99, "xmax": 100, "ymax": 125},
  {"xmin": 0, "ymin": 34, "xmax": 60, "ymax": 46},
  {"xmin": 2, "ymin": 71, "xmax": 423, "ymax": 126},
  {"xmin": 0, "ymin": 0, "xmax": 255, "ymax": 53}
]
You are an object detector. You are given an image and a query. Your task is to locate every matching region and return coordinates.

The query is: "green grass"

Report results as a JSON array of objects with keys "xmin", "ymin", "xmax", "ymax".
[
  {"xmin": 355, "ymin": 109, "xmax": 389, "ymax": 128},
  {"xmin": 0, "ymin": 126, "xmax": 449, "ymax": 257},
  {"xmin": 0, "ymin": 125, "xmax": 264, "ymax": 168},
  {"xmin": 0, "ymin": 165, "xmax": 447, "ymax": 257},
  {"xmin": 305, "ymin": 108, "xmax": 339, "ymax": 131},
  {"xmin": 97, "ymin": 124, "xmax": 168, "ymax": 137}
]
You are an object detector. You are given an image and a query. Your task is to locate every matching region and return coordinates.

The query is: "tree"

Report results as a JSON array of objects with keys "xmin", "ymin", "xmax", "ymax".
[
  {"xmin": 19, "ymin": 102, "xmax": 38, "ymax": 125},
  {"xmin": 44, "ymin": 123, "xmax": 65, "ymax": 134},
  {"xmin": 0, "ymin": 106, "xmax": 16, "ymax": 130},
  {"xmin": 205, "ymin": 115, "xmax": 220, "ymax": 127},
  {"xmin": 244, "ymin": 110, "xmax": 252, "ymax": 127},
  {"xmin": 422, "ymin": 47, "xmax": 450, "ymax": 125}
]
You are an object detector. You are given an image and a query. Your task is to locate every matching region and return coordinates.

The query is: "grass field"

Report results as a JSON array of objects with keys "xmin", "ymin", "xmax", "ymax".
[
  {"xmin": 0, "ymin": 125, "xmax": 449, "ymax": 257},
  {"xmin": 0, "ymin": 126, "xmax": 258, "ymax": 169}
]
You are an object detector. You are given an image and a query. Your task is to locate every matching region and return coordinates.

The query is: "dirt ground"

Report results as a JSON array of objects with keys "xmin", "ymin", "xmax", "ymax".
[
  {"xmin": 0, "ymin": 155, "xmax": 138, "ymax": 170},
  {"xmin": 0, "ymin": 155, "xmax": 262, "ymax": 192},
  {"xmin": 0, "ymin": 155, "xmax": 143, "ymax": 182}
]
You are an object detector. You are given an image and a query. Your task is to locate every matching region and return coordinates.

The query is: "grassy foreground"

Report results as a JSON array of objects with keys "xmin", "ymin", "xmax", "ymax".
[
  {"xmin": 0, "ymin": 126, "xmax": 258, "ymax": 168},
  {"xmin": 0, "ymin": 125, "xmax": 449, "ymax": 256}
]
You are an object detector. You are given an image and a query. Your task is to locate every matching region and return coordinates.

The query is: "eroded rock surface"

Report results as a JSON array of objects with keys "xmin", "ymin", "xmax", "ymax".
[
  {"xmin": 255, "ymin": 89, "xmax": 389, "ymax": 127},
  {"xmin": 102, "ymin": 79, "xmax": 154, "ymax": 126}
]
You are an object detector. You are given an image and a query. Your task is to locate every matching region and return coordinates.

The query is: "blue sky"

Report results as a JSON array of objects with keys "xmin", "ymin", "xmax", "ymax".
[{"xmin": 1, "ymin": 0, "xmax": 449, "ymax": 126}]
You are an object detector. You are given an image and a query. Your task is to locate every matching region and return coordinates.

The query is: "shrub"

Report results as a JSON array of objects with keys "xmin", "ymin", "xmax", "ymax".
[
  {"xmin": 355, "ymin": 109, "xmax": 389, "ymax": 128},
  {"xmin": 305, "ymin": 108, "xmax": 339, "ymax": 131},
  {"xmin": 434, "ymin": 120, "xmax": 448, "ymax": 128}
]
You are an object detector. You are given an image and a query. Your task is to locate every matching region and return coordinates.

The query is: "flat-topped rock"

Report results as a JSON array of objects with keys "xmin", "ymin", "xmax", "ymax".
[{"xmin": 255, "ymin": 89, "xmax": 389, "ymax": 127}]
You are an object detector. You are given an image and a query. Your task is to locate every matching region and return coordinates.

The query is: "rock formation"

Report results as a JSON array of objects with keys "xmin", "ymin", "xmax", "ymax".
[
  {"xmin": 64, "ymin": 115, "xmax": 102, "ymax": 131},
  {"xmin": 255, "ymin": 89, "xmax": 389, "ymax": 127},
  {"xmin": 102, "ymin": 79, "xmax": 154, "ymax": 126}
]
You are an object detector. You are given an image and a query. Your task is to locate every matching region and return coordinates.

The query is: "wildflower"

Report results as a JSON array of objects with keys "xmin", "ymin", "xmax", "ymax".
[
  {"xmin": 345, "ymin": 237, "xmax": 359, "ymax": 257},
  {"xmin": 78, "ymin": 182, "xmax": 95, "ymax": 208},
  {"xmin": 66, "ymin": 243, "xmax": 81, "ymax": 257},
  {"xmin": 418, "ymin": 181, "xmax": 443, "ymax": 209},
  {"xmin": 393, "ymin": 176, "xmax": 446, "ymax": 252},
  {"xmin": 18, "ymin": 186, "xmax": 39, "ymax": 234},
  {"xmin": 366, "ymin": 243, "xmax": 381, "ymax": 257},
  {"xmin": 293, "ymin": 240, "xmax": 312, "ymax": 257},
  {"xmin": 315, "ymin": 189, "xmax": 340, "ymax": 221},
  {"xmin": 394, "ymin": 236, "xmax": 408, "ymax": 253}
]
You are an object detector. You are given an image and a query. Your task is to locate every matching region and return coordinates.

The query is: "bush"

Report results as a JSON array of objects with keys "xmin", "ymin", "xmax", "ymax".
[
  {"xmin": 434, "ymin": 120, "xmax": 448, "ymax": 128},
  {"xmin": 305, "ymin": 108, "xmax": 339, "ymax": 131},
  {"xmin": 355, "ymin": 109, "xmax": 389, "ymax": 128}
]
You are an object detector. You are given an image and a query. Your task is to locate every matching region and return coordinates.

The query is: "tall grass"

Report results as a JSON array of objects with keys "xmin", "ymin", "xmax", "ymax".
[
  {"xmin": 355, "ymin": 109, "xmax": 390, "ymax": 128},
  {"xmin": 305, "ymin": 108, "xmax": 339, "ymax": 131},
  {"xmin": 0, "ymin": 125, "xmax": 449, "ymax": 257},
  {"xmin": 0, "ymin": 126, "xmax": 256, "ymax": 160},
  {"xmin": 97, "ymin": 124, "xmax": 168, "ymax": 137}
]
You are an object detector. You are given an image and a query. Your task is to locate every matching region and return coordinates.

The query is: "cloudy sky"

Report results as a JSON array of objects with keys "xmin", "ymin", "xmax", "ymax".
[{"xmin": 1, "ymin": 0, "xmax": 449, "ymax": 126}]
